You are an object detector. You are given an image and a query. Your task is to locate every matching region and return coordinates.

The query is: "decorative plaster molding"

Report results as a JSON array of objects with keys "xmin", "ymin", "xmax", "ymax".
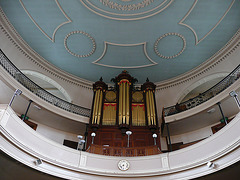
[
  {"xmin": 92, "ymin": 41, "xmax": 157, "ymax": 68},
  {"xmin": 154, "ymin": 33, "xmax": 186, "ymax": 59},
  {"xmin": 179, "ymin": 0, "xmax": 235, "ymax": 45},
  {"xmin": 64, "ymin": 31, "xmax": 96, "ymax": 58},
  {"xmin": 0, "ymin": 7, "xmax": 240, "ymax": 91},
  {"xmin": 19, "ymin": 0, "xmax": 72, "ymax": 42},
  {"xmin": 155, "ymin": 28, "xmax": 240, "ymax": 91},
  {"xmin": 0, "ymin": 8, "xmax": 93, "ymax": 90},
  {"xmin": 80, "ymin": 0, "xmax": 173, "ymax": 21},
  {"xmin": 99, "ymin": 0, "xmax": 154, "ymax": 11}
]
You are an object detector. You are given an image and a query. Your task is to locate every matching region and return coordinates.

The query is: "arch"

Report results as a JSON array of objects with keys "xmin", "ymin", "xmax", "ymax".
[
  {"xmin": 178, "ymin": 72, "xmax": 229, "ymax": 103},
  {"xmin": 22, "ymin": 70, "xmax": 72, "ymax": 102}
]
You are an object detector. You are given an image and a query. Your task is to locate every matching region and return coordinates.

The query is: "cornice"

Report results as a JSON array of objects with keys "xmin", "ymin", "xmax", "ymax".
[{"xmin": 0, "ymin": 8, "xmax": 93, "ymax": 90}]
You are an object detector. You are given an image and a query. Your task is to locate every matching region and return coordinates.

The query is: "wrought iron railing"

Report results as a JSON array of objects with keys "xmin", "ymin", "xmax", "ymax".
[
  {"xmin": 163, "ymin": 64, "xmax": 240, "ymax": 117},
  {"xmin": 0, "ymin": 49, "xmax": 91, "ymax": 117}
]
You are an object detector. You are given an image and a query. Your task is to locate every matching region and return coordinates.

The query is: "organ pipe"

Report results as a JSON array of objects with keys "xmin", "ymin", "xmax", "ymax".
[
  {"xmin": 142, "ymin": 78, "xmax": 157, "ymax": 129},
  {"xmin": 126, "ymin": 83, "xmax": 130, "ymax": 125},
  {"xmin": 91, "ymin": 78, "xmax": 107, "ymax": 127},
  {"xmin": 118, "ymin": 80, "xmax": 130, "ymax": 125}
]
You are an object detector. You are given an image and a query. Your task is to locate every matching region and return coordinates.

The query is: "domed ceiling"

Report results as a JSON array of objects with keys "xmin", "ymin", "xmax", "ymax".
[{"xmin": 0, "ymin": 0, "xmax": 240, "ymax": 83}]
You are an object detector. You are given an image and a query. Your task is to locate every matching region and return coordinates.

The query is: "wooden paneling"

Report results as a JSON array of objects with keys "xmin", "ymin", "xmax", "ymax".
[
  {"xmin": 87, "ymin": 144, "xmax": 161, "ymax": 156},
  {"xmin": 87, "ymin": 126, "xmax": 160, "ymax": 150}
]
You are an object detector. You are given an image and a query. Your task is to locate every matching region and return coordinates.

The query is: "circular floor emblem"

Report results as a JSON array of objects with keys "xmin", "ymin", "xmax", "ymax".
[{"xmin": 118, "ymin": 160, "xmax": 130, "ymax": 171}]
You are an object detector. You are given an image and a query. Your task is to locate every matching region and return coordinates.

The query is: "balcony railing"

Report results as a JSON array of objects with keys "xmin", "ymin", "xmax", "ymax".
[
  {"xmin": 163, "ymin": 64, "xmax": 240, "ymax": 117},
  {"xmin": 0, "ymin": 49, "xmax": 91, "ymax": 117}
]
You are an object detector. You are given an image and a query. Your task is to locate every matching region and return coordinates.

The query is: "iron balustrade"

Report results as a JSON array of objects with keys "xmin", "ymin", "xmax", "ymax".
[
  {"xmin": 0, "ymin": 49, "xmax": 91, "ymax": 117},
  {"xmin": 163, "ymin": 64, "xmax": 240, "ymax": 117}
]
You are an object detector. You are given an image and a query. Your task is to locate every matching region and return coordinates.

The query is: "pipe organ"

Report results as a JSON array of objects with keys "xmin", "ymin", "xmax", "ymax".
[
  {"xmin": 87, "ymin": 71, "xmax": 160, "ymax": 153},
  {"xmin": 91, "ymin": 77, "xmax": 107, "ymax": 130},
  {"xmin": 118, "ymin": 79, "xmax": 130, "ymax": 125},
  {"xmin": 142, "ymin": 78, "xmax": 157, "ymax": 130}
]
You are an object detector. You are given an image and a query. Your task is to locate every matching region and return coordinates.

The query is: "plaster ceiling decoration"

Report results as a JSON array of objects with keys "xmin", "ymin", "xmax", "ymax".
[
  {"xmin": 64, "ymin": 31, "xmax": 96, "ymax": 58},
  {"xmin": 179, "ymin": 0, "xmax": 235, "ymax": 45},
  {"xmin": 154, "ymin": 33, "xmax": 186, "ymax": 59},
  {"xmin": 80, "ymin": 0, "xmax": 173, "ymax": 20},
  {"xmin": 0, "ymin": 0, "xmax": 239, "ymax": 83},
  {"xmin": 19, "ymin": 0, "xmax": 72, "ymax": 42},
  {"xmin": 92, "ymin": 42, "xmax": 157, "ymax": 68}
]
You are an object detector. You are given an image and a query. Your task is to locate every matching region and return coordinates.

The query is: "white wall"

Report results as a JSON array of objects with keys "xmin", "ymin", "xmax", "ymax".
[
  {"xmin": 170, "ymin": 126, "xmax": 213, "ymax": 144},
  {"xmin": 30, "ymin": 120, "xmax": 81, "ymax": 145}
]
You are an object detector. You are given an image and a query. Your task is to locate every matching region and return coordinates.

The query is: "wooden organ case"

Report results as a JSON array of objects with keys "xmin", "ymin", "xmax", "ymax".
[{"xmin": 87, "ymin": 71, "xmax": 161, "ymax": 156}]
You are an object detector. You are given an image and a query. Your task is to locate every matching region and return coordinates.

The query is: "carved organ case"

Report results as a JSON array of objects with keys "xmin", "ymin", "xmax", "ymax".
[{"xmin": 87, "ymin": 71, "xmax": 159, "ymax": 150}]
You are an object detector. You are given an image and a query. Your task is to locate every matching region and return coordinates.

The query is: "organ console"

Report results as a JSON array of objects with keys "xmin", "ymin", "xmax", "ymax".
[{"xmin": 87, "ymin": 71, "xmax": 160, "ymax": 156}]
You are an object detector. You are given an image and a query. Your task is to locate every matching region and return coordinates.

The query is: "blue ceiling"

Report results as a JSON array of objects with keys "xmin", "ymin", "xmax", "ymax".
[{"xmin": 0, "ymin": 0, "xmax": 240, "ymax": 83}]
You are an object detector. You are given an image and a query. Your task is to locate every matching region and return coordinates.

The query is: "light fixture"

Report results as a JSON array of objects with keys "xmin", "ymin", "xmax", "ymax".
[
  {"xmin": 34, "ymin": 159, "xmax": 42, "ymax": 166},
  {"xmin": 229, "ymin": 91, "xmax": 240, "ymax": 108},
  {"xmin": 78, "ymin": 140, "xmax": 86, "ymax": 151},
  {"xmin": 206, "ymin": 161, "xmax": 215, "ymax": 169},
  {"xmin": 77, "ymin": 135, "xmax": 84, "ymax": 150},
  {"xmin": 229, "ymin": 91, "xmax": 237, "ymax": 97},
  {"xmin": 91, "ymin": 132, "xmax": 96, "ymax": 144},
  {"xmin": 152, "ymin": 133, "xmax": 157, "ymax": 145},
  {"xmin": 126, "ymin": 131, "xmax": 132, "ymax": 148},
  {"xmin": 80, "ymin": 139, "xmax": 85, "ymax": 145},
  {"xmin": 207, "ymin": 108, "xmax": 215, "ymax": 113},
  {"xmin": 77, "ymin": 135, "xmax": 83, "ymax": 139},
  {"xmin": 9, "ymin": 89, "xmax": 22, "ymax": 106},
  {"xmin": 33, "ymin": 105, "xmax": 41, "ymax": 110}
]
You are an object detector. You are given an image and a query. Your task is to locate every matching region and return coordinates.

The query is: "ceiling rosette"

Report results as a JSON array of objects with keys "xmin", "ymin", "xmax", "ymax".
[{"xmin": 79, "ymin": 0, "xmax": 173, "ymax": 21}]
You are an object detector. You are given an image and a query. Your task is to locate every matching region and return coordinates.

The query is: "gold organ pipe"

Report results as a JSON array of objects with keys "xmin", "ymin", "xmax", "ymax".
[
  {"xmin": 94, "ymin": 89, "xmax": 100, "ymax": 124},
  {"xmin": 119, "ymin": 83, "xmax": 123, "ymax": 124},
  {"xmin": 126, "ymin": 82, "xmax": 130, "ymax": 125},
  {"xmin": 146, "ymin": 91, "xmax": 151, "ymax": 125},
  {"xmin": 97, "ymin": 90, "xmax": 103, "ymax": 124},
  {"xmin": 150, "ymin": 91, "xmax": 156, "ymax": 125},
  {"xmin": 122, "ymin": 82, "xmax": 126, "ymax": 124},
  {"xmin": 92, "ymin": 90, "xmax": 98, "ymax": 124},
  {"xmin": 149, "ymin": 90, "xmax": 154, "ymax": 125}
]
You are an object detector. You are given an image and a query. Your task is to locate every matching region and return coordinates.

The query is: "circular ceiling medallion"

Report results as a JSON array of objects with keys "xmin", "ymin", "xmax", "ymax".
[
  {"xmin": 99, "ymin": 0, "xmax": 154, "ymax": 11},
  {"xmin": 154, "ymin": 33, "xmax": 186, "ymax": 59},
  {"xmin": 80, "ymin": 0, "xmax": 173, "ymax": 21},
  {"xmin": 64, "ymin": 31, "xmax": 96, "ymax": 58}
]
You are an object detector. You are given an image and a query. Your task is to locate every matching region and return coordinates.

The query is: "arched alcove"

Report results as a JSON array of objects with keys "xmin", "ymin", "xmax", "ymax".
[
  {"xmin": 178, "ymin": 73, "xmax": 229, "ymax": 103},
  {"xmin": 22, "ymin": 70, "xmax": 72, "ymax": 103}
]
